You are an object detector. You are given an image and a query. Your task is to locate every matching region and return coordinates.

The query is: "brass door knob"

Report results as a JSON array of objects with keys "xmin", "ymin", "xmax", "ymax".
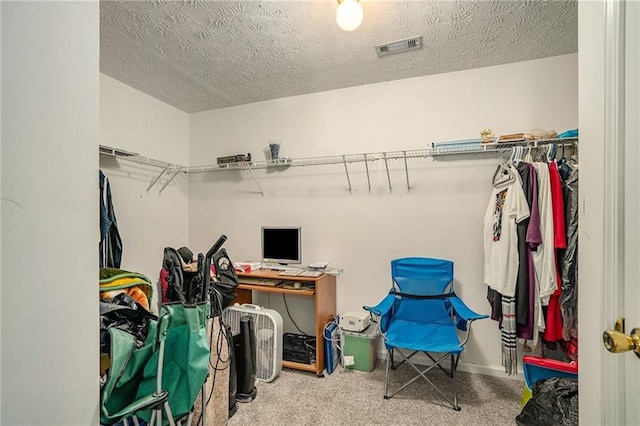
[{"xmin": 602, "ymin": 327, "xmax": 640, "ymax": 358}]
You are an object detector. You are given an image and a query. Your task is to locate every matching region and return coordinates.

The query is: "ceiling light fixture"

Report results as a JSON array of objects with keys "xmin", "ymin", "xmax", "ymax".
[{"xmin": 336, "ymin": 0, "xmax": 363, "ymax": 32}]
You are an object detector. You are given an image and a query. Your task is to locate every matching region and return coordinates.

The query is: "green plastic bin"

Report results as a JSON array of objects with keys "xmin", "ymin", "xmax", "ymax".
[{"xmin": 342, "ymin": 324, "xmax": 379, "ymax": 372}]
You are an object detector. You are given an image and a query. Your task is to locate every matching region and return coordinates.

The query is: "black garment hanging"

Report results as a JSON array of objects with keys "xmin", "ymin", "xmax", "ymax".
[
  {"xmin": 100, "ymin": 170, "xmax": 123, "ymax": 268},
  {"xmin": 560, "ymin": 165, "xmax": 579, "ymax": 339}
]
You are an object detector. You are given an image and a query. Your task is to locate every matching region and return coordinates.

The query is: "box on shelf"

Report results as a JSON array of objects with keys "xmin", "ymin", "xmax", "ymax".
[{"xmin": 342, "ymin": 324, "xmax": 379, "ymax": 372}]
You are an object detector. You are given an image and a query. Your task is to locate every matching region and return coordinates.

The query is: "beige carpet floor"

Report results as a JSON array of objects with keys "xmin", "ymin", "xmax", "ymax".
[{"xmin": 228, "ymin": 362, "xmax": 524, "ymax": 426}]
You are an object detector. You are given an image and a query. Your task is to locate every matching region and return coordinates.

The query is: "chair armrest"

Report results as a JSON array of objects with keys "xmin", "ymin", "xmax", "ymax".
[
  {"xmin": 448, "ymin": 296, "xmax": 488, "ymax": 331},
  {"xmin": 363, "ymin": 294, "xmax": 395, "ymax": 317},
  {"xmin": 363, "ymin": 294, "xmax": 396, "ymax": 333},
  {"xmin": 105, "ymin": 390, "xmax": 168, "ymax": 422}
]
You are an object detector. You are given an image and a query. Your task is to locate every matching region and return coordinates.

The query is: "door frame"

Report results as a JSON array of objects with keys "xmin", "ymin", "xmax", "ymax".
[{"xmin": 579, "ymin": 0, "xmax": 635, "ymax": 424}]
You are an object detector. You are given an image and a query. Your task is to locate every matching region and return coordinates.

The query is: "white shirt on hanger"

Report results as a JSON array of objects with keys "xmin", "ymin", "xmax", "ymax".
[{"xmin": 483, "ymin": 167, "xmax": 530, "ymax": 298}]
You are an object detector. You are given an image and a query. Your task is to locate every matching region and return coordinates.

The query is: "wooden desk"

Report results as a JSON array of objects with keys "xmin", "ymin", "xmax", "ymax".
[{"xmin": 236, "ymin": 269, "xmax": 336, "ymax": 376}]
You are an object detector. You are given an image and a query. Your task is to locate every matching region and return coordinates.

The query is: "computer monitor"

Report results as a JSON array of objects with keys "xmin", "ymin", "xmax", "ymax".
[{"xmin": 261, "ymin": 226, "xmax": 302, "ymax": 265}]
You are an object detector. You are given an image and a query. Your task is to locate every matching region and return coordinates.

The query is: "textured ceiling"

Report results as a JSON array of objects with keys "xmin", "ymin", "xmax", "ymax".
[{"xmin": 100, "ymin": 0, "xmax": 578, "ymax": 113}]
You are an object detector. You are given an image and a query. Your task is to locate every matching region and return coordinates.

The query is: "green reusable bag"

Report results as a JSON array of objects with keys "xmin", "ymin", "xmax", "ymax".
[
  {"xmin": 100, "ymin": 319, "xmax": 160, "ymax": 425},
  {"xmin": 136, "ymin": 301, "xmax": 211, "ymax": 422}
]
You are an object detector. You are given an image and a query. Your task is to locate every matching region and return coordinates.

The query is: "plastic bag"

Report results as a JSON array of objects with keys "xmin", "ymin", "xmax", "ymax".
[
  {"xmin": 516, "ymin": 377, "xmax": 578, "ymax": 426},
  {"xmin": 100, "ymin": 293, "xmax": 157, "ymax": 352}
]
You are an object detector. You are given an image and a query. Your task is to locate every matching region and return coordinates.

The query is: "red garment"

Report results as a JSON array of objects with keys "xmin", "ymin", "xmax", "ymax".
[
  {"xmin": 561, "ymin": 337, "xmax": 579, "ymax": 362},
  {"xmin": 160, "ymin": 268, "xmax": 169, "ymax": 303},
  {"xmin": 543, "ymin": 264, "xmax": 564, "ymax": 342},
  {"xmin": 549, "ymin": 162, "xmax": 566, "ymax": 249},
  {"xmin": 543, "ymin": 162, "xmax": 566, "ymax": 342}
]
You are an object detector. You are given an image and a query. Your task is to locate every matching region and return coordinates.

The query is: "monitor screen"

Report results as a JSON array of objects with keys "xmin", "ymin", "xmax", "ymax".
[{"xmin": 261, "ymin": 227, "xmax": 302, "ymax": 265}]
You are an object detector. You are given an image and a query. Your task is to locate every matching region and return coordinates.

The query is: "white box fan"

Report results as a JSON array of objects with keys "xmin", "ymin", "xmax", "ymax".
[{"xmin": 222, "ymin": 303, "xmax": 283, "ymax": 382}]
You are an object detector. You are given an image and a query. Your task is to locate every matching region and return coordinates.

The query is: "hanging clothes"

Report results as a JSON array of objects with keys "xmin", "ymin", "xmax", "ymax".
[
  {"xmin": 486, "ymin": 142, "xmax": 579, "ymax": 370},
  {"xmin": 542, "ymin": 162, "xmax": 566, "ymax": 342},
  {"xmin": 484, "ymin": 167, "xmax": 530, "ymax": 297},
  {"xmin": 560, "ymin": 165, "xmax": 579, "ymax": 340},
  {"xmin": 100, "ymin": 170, "xmax": 123, "ymax": 268},
  {"xmin": 516, "ymin": 162, "xmax": 542, "ymax": 341},
  {"xmin": 483, "ymin": 166, "xmax": 530, "ymax": 375},
  {"xmin": 530, "ymin": 163, "xmax": 556, "ymax": 305}
]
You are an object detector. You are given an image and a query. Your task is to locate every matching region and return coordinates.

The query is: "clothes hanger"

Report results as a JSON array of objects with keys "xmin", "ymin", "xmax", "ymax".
[
  {"xmin": 525, "ymin": 144, "xmax": 533, "ymax": 163},
  {"xmin": 508, "ymin": 147, "xmax": 516, "ymax": 165},
  {"xmin": 516, "ymin": 146, "xmax": 524, "ymax": 165},
  {"xmin": 492, "ymin": 162, "xmax": 514, "ymax": 187},
  {"xmin": 492, "ymin": 148, "xmax": 515, "ymax": 187}
]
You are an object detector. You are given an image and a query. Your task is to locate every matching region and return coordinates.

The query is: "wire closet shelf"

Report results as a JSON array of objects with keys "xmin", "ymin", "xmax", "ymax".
[{"xmin": 99, "ymin": 137, "xmax": 577, "ymax": 193}]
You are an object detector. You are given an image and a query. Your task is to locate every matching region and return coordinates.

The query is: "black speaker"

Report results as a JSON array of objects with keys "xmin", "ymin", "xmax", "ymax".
[
  {"xmin": 234, "ymin": 316, "xmax": 257, "ymax": 402},
  {"xmin": 226, "ymin": 325, "xmax": 238, "ymax": 418}
]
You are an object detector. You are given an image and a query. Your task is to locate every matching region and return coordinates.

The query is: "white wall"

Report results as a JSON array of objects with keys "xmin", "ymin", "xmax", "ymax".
[
  {"xmin": 0, "ymin": 0, "xmax": 4, "ymax": 408},
  {"xmin": 188, "ymin": 54, "xmax": 579, "ymax": 375},
  {"xmin": 99, "ymin": 74, "xmax": 190, "ymax": 301},
  {"xmin": 577, "ymin": 2, "xmax": 605, "ymax": 422},
  {"xmin": 1, "ymin": 2, "xmax": 99, "ymax": 423}
]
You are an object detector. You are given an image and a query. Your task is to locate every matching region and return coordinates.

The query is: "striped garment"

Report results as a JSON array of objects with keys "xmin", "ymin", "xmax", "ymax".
[{"xmin": 501, "ymin": 295, "xmax": 518, "ymax": 375}]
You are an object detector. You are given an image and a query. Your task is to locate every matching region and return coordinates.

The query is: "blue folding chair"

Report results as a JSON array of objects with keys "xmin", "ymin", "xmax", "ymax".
[{"xmin": 364, "ymin": 257, "xmax": 488, "ymax": 410}]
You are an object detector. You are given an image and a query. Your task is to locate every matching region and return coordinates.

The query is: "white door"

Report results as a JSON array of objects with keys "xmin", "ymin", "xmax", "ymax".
[{"xmin": 579, "ymin": 1, "xmax": 640, "ymax": 424}]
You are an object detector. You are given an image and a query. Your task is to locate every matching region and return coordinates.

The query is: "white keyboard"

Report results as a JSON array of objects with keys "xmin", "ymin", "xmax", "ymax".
[
  {"xmin": 238, "ymin": 276, "xmax": 280, "ymax": 286},
  {"xmin": 278, "ymin": 269, "xmax": 322, "ymax": 278},
  {"xmin": 278, "ymin": 269, "xmax": 305, "ymax": 276}
]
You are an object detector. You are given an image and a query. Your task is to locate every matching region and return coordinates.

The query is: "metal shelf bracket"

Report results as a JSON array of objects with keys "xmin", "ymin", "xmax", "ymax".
[
  {"xmin": 342, "ymin": 155, "xmax": 352, "ymax": 192},
  {"xmin": 158, "ymin": 169, "xmax": 182, "ymax": 195},
  {"xmin": 147, "ymin": 167, "xmax": 168, "ymax": 192},
  {"xmin": 364, "ymin": 153, "xmax": 371, "ymax": 192},
  {"xmin": 383, "ymin": 152, "xmax": 392, "ymax": 192},
  {"xmin": 247, "ymin": 167, "xmax": 264, "ymax": 197},
  {"xmin": 403, "ymin": 150, "xmax": 411, "ymax": 192}
]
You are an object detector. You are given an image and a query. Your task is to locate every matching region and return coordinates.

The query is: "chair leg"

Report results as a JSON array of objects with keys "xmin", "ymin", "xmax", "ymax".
[
  {"xmin": 451, "ymin": 353, "xmax": 460, "ymax": 411},
  {"xmin": 383, "ymin": 349, "xmax": 391, "ymax": 399},
  {"xmin": 385, "ymin": 348, "xmax": 462, "ymax": 410},
  {"xmin": 390, "ymin": 348, "xmax": 396, "ymax": 370},
  {"xmin": 163, "ymin": 401, "xmax": 176, "ymax": 426},
  {"xmin": 425, "ymin": 351, "xmax": 450, "ymax": 377}
]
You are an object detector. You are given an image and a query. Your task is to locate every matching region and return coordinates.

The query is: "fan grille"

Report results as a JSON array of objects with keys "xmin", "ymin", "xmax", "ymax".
[{"xmin": 222, "ymin": 305, "xmax": 283, "ymax": 382}]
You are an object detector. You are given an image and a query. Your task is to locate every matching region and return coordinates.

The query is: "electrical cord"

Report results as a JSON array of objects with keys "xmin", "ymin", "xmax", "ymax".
[
  {"xmin": 323, "ymin": 312, "xmax": 383, "ymax": 373},
  {"xmin": 322, "ymin": 315, "xmax": 347, "ymax": 372},
  {"xmin": 195, "ymin": 288, "xmax": 231, "ymax": 426},
  {"xmin": 281, "ymin": 293, "xmax": 307, "ymax": 336}
]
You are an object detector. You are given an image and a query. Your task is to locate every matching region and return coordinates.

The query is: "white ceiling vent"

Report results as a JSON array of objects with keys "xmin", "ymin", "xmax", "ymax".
[{"xmin": 375, "ymin": 36, "xmax": 422, "ymax": 57}]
